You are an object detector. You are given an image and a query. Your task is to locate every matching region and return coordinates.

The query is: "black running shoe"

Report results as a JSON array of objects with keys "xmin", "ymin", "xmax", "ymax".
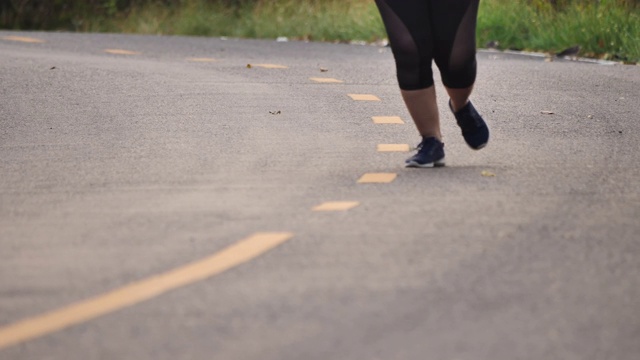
[
  {"xmin": 450, "ymin": 100, "xmax": 489, "ymax": 150},
  {"xmin": 405, "ymin": 137, "xmax": 445, "ymax": 168}
]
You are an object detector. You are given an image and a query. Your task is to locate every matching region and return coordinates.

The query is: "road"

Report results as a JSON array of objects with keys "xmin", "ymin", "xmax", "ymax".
[{"xmin": 1, "ymin": 31, "xmax": 639, "ymax": 360}]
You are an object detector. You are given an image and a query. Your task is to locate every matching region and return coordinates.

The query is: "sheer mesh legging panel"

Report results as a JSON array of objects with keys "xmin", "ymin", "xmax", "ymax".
[{"xmin": 375, "ymin": 0, "xmax": 480, "ymax": 90}]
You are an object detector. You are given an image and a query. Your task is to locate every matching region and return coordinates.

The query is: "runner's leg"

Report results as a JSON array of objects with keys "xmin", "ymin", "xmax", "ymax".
[{"xmin": 374, "ymin": 0, "xmax": 441, "ymax": 140}]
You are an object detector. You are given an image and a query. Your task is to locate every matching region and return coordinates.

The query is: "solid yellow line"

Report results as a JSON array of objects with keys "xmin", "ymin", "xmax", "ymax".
[
  {"xmin": 0, "ymin": 232, "xmax": 293, "ymax": 350},
  {"xmin": 1, "ymin": 36, "xmax": 45, "ymax": 43}
]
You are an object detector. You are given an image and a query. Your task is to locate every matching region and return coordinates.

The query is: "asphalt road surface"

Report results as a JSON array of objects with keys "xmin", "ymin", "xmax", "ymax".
[{"xmin": 1, "ymin": 31, "xmax": 639, "ymax": 360}]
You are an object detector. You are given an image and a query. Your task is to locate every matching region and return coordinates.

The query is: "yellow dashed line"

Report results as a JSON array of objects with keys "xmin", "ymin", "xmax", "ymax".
[
  {"xmin": 312, "ymin": 201, "xmax": 360, "ymax": 211},
  {"xmin": 187, "ymin": 57, "xmax": 217, "ymax": 62},
  {"xmin": 357, "ymin": 173, "xmax": 397, "ymax": 184},
  {"xmin": 0, "ymin": 232, "xmax": 293, "ymax": 350},
  {"xmin": 377, "ymin": 144, "xmax": 410, "ymax": 152},
  {"xmin": 372, "ymin": 116, "xmax": 405, "ymax": 124},
  {"xmin": 348, "ymin": 94, "xmax": 381, "ymax": 101},
  {"xmin": 310, "ymin": 77, "xmax": 344, "ymax": 83},
  {"xmin": 1, "ymin": 36, "xmax": 45, "ymax": 44},
  {"xmin": 252, "ymin": 64, "xmax": 289, "ymax": 69},
  {"xmin": 104, "ymin": 49, "xmax": 141, "ymax": 55}
]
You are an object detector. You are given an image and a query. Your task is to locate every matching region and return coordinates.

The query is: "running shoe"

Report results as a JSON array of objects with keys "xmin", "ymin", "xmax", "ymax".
[
  {"xmin": 450, "ymin": 100, "xmax": 489, "ymax": 150},
  {"xmin": 405, "ymin": 137, "xmax": 445, "ymax": 168}
]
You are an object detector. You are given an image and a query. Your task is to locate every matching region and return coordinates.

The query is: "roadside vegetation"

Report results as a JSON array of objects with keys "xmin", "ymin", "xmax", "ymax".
[{"xmin": 2, "ymin": 0, "xmax": 639, "ymax": 62}]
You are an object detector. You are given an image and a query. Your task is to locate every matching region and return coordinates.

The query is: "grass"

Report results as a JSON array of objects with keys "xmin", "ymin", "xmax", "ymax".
[
  {"xmin": 7, "ymin": 0, "xmax": 639, "ymax": 63},
  {"xmin": 86, "ymin": 0, "xmax": 386, "ymax": 43},
  {"xmin": 477, "ymin": 0, "xmax": 640, "ymax": 62}
]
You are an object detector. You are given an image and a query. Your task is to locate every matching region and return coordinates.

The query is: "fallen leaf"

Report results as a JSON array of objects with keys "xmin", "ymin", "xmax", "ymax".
[
  {"xmin": 481, "ymin": 170, "xmax": 496, "ymax": 177},
  {"xmin": 320, "ymin": 68, "xmax": 329, "ymax": 72},
  {"xmin": 246, "ymin": 64, "xmax": 252, "ymax": 68},
  {"xmin": 541, "ymin": 110, "xmax": 555, "ymax": 115},
  {"xmin": 555, "ymin": 45, "xmax": 581, "ymax": 58},
  {"xmin": 485, "ymin": 40, "xmax": 499, "ymax": 49}
]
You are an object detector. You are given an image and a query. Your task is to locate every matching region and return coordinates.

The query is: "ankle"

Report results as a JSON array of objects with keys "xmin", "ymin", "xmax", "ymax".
[
  {"xmin": 420, "ymin": 133, "xmax": 442, "ymax": 142},
  {"xmin": 449, "ymin": 99, "xmax": 470, "ymax": 113}
]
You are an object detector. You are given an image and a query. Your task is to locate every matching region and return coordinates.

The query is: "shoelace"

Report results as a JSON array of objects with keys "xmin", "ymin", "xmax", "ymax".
[
  {"xmin": 414, "ymin": 139, "xmax": 439, "ymax": 155},
  {"xmin": 413, "ymin": 139, "xmax": 428, "ymax": 152},
  {"xmin": 459, "ymin": 105, "xmax": 484, "ymax": 129}
]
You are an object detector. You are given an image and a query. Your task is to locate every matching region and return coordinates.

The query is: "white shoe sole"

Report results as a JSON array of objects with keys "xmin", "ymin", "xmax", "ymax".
[
  {"xmin": 405, "ymin": 157, "xmax": 446, "ymax": 168},
  {"xmin": 469, "ymin": 141, "xmax": 488, "ymax": 150}
]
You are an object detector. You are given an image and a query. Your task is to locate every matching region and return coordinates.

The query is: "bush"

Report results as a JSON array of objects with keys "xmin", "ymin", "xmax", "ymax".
[
  {"xmin": 1, "ymin": 0, "xmax": 638, "ymax": 62},
  {"xmin": 1, "ymin": 0, "xmax": 177, "ymax": 29},
  {"xmin": 2, "ymin": 0, "xmax": 638, "ymax": 30}
]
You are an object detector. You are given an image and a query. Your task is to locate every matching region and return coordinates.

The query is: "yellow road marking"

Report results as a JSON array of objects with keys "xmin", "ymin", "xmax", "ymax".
[
  {"xmin": 187, "ymin": 57, "xmax": 217, "ymax": 62},
  {"xmin": 377, "ymin": 144, "xmax": 410, "ymax": 152},
  {"xmin": 312, "ymin": 201, "xmax": 360, "ymax": 211},
  {"xmin": 104, "ymin": 49, "xmax": 141, "ymax": 55},
  {"xmin": 252, "ymin": 64, "xmax": 288, "ymax": 69},
  {"xmin": 372, "ymin": 116, "xmax": 405, "ymax": 124},
  {"xmin": 0, "ymin": 232, "xmax": 293, "ymax": 350},
  {"xmin": 310, "ymin": 77, "xmax": 344, "ymax": 83},
  {"xmin": 357, "ymin": 173, "xmax": 397, "ymax": 183},
  {"xmin": 348, "ymin": 94, "xmax": 381, "ymax": 101},
  {"xmin": 1, "ymin": 36, "xmax": 45, "ymax": 44}
]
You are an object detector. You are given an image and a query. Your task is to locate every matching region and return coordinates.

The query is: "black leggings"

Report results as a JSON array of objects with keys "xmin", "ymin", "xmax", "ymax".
[{"xmin": 375, "ymin": 0, "xmax": 480, "ymax": 90}]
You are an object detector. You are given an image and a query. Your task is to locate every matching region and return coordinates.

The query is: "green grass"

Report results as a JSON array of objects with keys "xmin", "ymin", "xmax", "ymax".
[
  {"xmin": 5, "ymin": 0, "xmax": 639, "ymax": 62},
  {"xmin": 477, "ymin": 0, "xmax": 640, "ymax": 62},
  {"xmin": 87, "ymin": 0, "xmax": 386, "ymax": 43}
]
